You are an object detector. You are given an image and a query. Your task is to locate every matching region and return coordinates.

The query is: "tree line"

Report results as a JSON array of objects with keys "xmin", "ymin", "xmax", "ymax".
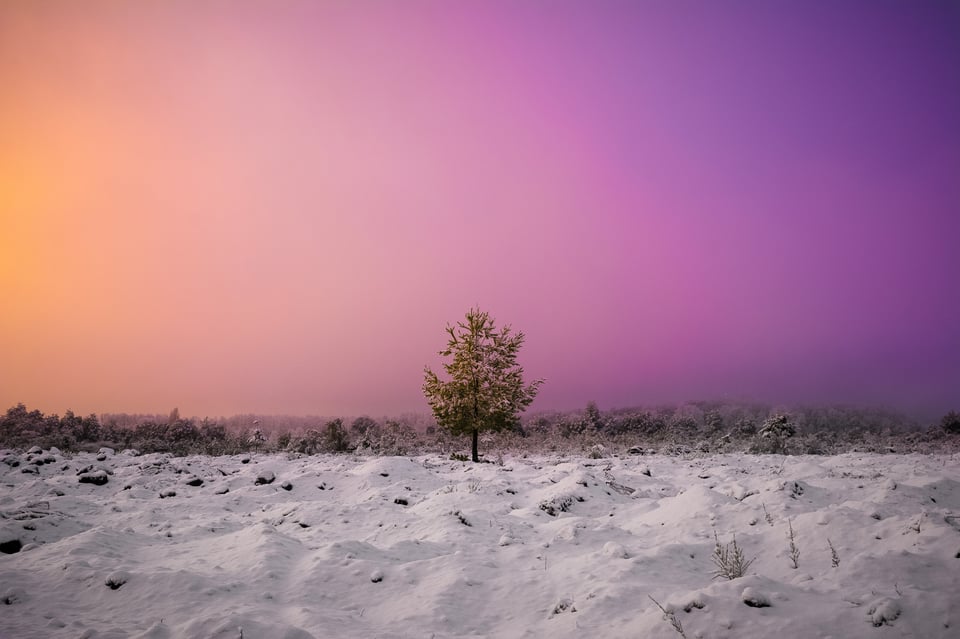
[
  {"xmin": 2, "ymin": 309, "xmax": 957, "ymax": 458},
  {"xmin": 2, "ymin": 400, "xmax": 956, "ymax": 458}
]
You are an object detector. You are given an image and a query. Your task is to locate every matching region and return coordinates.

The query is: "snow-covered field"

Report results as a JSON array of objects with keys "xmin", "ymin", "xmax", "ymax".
[{"xmin": 1, "ymin": 448, "xmax": 958, "ymax": 639}]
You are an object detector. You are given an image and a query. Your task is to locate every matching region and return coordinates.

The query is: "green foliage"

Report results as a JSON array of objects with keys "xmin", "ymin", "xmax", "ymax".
[{"xmin": 423, "ymin": 308, "xmax": 543, "ymax": 461}]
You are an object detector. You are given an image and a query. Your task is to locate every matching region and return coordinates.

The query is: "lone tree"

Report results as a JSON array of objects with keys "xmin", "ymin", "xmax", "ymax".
[{"xmin": 423, "ymin": 308, "xmax": 543, "ymax": 462}]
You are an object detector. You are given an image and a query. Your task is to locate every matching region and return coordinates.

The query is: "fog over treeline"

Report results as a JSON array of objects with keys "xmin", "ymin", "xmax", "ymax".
[{"xmin": 3, "ymin": 401, "xmax": 958, "ymax": 458}]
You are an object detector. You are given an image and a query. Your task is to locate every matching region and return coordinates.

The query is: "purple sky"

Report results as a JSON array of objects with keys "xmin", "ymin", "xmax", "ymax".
[{"xmin": 1, "ymin": 1, "xmax": 958, "ymax": 419}]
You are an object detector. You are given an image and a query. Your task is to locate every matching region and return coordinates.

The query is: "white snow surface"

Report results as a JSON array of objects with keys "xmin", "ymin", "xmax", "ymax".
[{"xmin": 1, "ymin": 450, "xmax": 958, "ymax": 638}]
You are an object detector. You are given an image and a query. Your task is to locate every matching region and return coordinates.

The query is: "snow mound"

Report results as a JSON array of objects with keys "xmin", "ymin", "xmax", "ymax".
[{"xmin": 866, "ymin": 597, "xmax": 901, "ymax": 626}]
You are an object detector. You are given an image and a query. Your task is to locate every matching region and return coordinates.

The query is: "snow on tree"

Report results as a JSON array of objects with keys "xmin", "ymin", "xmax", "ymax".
[
  {"xmin": 423, "ymin": 308, "xmax": 543, "ymax": 462},
  {"xmin": 756, "ymin": 414, "xmax": 796, "ymax": 454}
]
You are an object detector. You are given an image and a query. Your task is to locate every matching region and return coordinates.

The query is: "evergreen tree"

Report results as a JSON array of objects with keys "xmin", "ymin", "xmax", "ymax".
[{"xmin": 423, "ymin": 308, "xmax": 543, "ymax": 462}]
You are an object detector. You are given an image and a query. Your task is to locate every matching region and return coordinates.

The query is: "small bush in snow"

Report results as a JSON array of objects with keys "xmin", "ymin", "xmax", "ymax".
[
  {"xmin": 648, "ymin": 595, "xmax": 687, "ymax": 638},
  {"xmin": 828, "ymin": 538, "xmax": 840, "ymax": 567},
  {"xmin": 762, "ymin": 503, "xmax": 774, "ymax": 525},
  {"xmin": 751, "ymin": 414, "xmax": 796, "ymax": 454},
  {"xmin": 941, "ymin": 410, "xmax": 960, "ymax": 434},
  {"xmin": 551, "ymin": 597, "xmax": 576, "ymax": 615},
  {"xmin": 322, "ymin": 419, "xmax": 351, "ymax": 453},
  {"xmin": 866, "ymin": 598, "xmax": 901, "ymax": 626},
  {"xmin": 105, "ymin": 571, "xmax": 130, "ymax": 590},
  {"xmin": 908, "ymin": 514, "xmax": 923, "ymax": 534},
  {"xmin": 539, "ymin": 494, "xmax": 582, "ymax": 516},
  {"xmin": 711, "ymin": 530, "xmax": 755, "ymax": 580},
  {"xmin": 786, "ymin": 518, "xmax": 800, "ymax": 569}
]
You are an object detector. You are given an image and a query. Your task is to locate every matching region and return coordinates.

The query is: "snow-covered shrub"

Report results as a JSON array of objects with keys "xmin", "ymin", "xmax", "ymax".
[
  {"xmin": 288, "ymin": 429, "xmax": 324, "ymax": 455},
  {"xmin": 375, "ymin": 419, "xmax": 420, "ymax": 456},
  {"xmin": 588, "ymin": 444, "xmax": 607, "ymax": 459},
  {"xmin": 350, "ymin": 416, "xmax": 380, "ymax": 437},
  {"xmin": 751, "ymin": 414, "xmax": 796, "ymax": 454},
  {"xmin": 648, "ymin": 595, "xmax": 687, "ymax": 638},
  {"xmin": 551, "ymin": 597, "xmax": 576, "ymax": 615},
  {"xmin": 711, "ymin": 531, "xmax": 755, "ymax": 580},
  {"xmin": 786, "ymin": 519, "xmax": 800, "ymax": 569},
  {"xmin": 828, "ymin": 538, "xmax": 840, "ymax": 567},
  {"xmin": 105, "ymin": 571, "xmax": 130, "ymax": 590},
  {"xmin": 321, "ymin": 419, "xmax": 350, "ymax": 453},
  {"xmin": 941, "ymin": 411, "xmax": 960, "ymax": 434},
  {"xmin": 539, "ymin": 495, "xmax": 577, "ymax": 517},
  {"xmin": 866, "ymin": 598, "xmax": 901, "ymax": 626},
  {"xmin": 602, "ymin": 541, "xmax": 629, "ymax": 558},
  {"xmin": 248, "ymin": 428, "xmax": 266, "ymax": 450}
]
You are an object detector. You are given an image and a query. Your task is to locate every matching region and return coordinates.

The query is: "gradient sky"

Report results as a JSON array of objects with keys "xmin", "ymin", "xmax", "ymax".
[{"xmin": 2, "ymin": 1, "xmax": 958, "ymax": 420}]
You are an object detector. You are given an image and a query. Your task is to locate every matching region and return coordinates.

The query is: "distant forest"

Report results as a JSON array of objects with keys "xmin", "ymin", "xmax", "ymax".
[{"xmin": 2, "ymin": 402, "xmax": 958, "ymax": 458}]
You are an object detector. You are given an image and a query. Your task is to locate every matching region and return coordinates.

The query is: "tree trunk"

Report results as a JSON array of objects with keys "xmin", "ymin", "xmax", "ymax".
[{"xmin": 471, "ymin": 428, "xmax": 479, "ymax": 462}]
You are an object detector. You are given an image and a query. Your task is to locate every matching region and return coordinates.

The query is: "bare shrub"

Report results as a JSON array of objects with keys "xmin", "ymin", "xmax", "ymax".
[
  {"xmin": 711, "ymin": 530, "xmax": 756, "ymax": 580},
  {"xmin": 828, "ymin": 538, "xmax": 840, "ymax": 567},
  {"xmin": 762, "ymin": 503, "xmax": 774, "ymax": 526},
  {"xmin": 648, "ymin": 595, "xmax": 687, "ymax": 639},
  {"xmin": 787, "ymin": 518, "xmax": 800, "ymax": 569}
]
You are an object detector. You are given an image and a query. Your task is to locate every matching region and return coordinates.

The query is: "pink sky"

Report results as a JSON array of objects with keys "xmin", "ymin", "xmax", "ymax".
[{"xmin": 2, "ymin": 1, "xmax": 958, "ymax": 419}]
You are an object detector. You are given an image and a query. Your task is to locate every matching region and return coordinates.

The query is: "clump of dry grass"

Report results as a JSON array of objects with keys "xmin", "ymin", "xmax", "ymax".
[{"xmin": 711, "ymin": 530, "xmax": 755, "ymax": 580}]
